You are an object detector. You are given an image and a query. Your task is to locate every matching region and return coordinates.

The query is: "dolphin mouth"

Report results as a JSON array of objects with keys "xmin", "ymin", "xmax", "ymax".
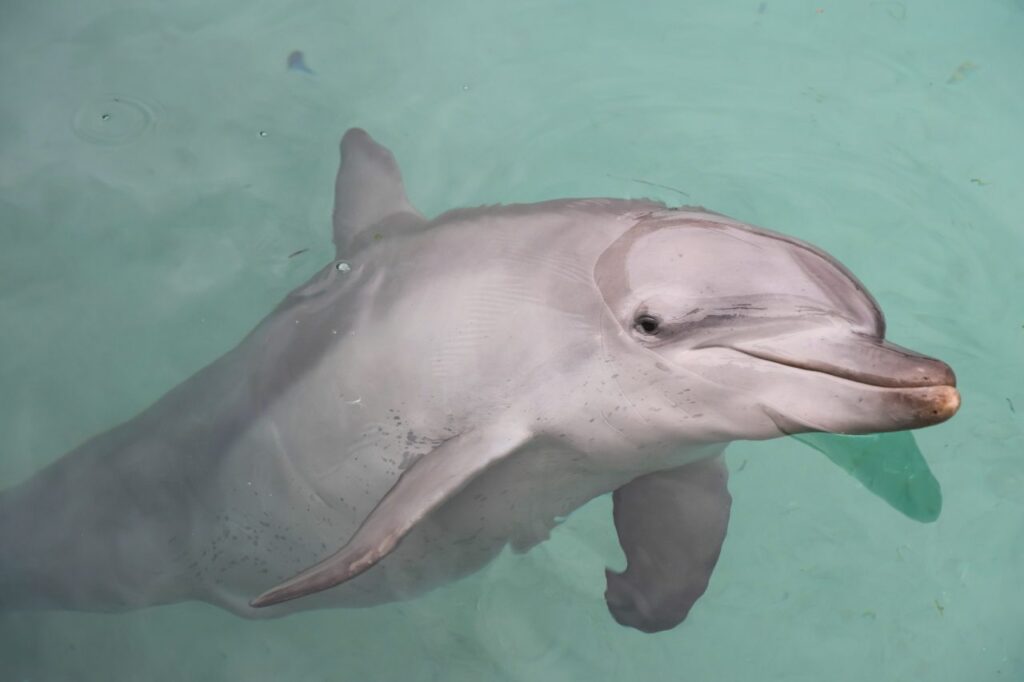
[
  {"xmin": 723, "ymin": 332, "xmax": 960, "ymax": 431},
  {"xmin": 727, "ymin": 333, "xmax": 957, "ymax": 389},
  {"xmin": 720, "ymin": 333, "xmax": 958, "ymax": 432}
]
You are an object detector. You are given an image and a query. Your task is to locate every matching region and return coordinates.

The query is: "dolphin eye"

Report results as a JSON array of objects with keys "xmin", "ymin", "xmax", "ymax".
[{"xmin": 634, "ymin": 314, "xmax": 661, "ymax": 335}]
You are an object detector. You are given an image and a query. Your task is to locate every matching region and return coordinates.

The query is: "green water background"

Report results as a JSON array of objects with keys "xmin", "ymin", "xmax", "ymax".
[{"xmin": 1, "ymin": 0, "xmax": 1022, "ymax": 679}]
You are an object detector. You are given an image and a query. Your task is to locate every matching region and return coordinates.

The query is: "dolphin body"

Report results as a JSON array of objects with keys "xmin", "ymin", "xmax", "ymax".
[{"xmin": 0, "ymin": 130, "xmax": 959, "ymax": 632}]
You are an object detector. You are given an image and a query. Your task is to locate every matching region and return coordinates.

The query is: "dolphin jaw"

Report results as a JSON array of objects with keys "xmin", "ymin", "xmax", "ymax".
[
  {"xmin": 732, "ymin": 340, "xmax": 962, "ymax": 432},
  {"xmin": 725, "ymin": 344, "xmax": 957, "ymax": 390},
  {"xmin": 886, "ymin": 384, "xmax": 961, "ymax": 427},
  {"xmin": 653, "ymin": 339, "xmax": 961, "ymax": 437}
]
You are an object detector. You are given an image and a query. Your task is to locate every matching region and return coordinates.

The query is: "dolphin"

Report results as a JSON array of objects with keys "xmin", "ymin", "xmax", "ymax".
[{"xmin": 0, "ymin": 129, "xmax": 959, "ymax": 633}]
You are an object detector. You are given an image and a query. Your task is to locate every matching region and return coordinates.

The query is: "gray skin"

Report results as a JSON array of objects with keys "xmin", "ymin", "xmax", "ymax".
[{"xmin": 0, "ymin": 130, "xmax": 959, "ymax": 633}]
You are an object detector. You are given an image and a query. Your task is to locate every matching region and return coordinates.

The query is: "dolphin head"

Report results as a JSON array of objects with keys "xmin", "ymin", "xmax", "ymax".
[{"xmin": 595, "ymin": 208, "xmax": 959, "ymax": 443}]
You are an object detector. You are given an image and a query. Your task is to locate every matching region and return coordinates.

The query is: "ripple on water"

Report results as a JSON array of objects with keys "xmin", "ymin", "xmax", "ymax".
[{"xmin": 71, "ymin": 94, "xmax": 156, "ymax": 145}]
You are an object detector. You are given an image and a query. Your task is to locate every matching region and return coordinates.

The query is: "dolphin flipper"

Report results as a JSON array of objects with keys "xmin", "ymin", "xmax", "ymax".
[
  {"xmin": 605, "ymin": 455, "xmax": 731, "ymax": 633},
  {"xmin": 332, "ymin": 128, "xmax": 425, "ymax": 256},
  {"xmin": 251, "ymin": 424, "xmax": 531, "ymax": 608}
]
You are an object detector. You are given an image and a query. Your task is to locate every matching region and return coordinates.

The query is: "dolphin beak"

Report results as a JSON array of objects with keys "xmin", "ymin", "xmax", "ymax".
[
  {"xmin": 730, "ymin": 332, "xmax": 956, "ymax": 389},
  {"xmin": 728, "ymin": 331, "xmax": 960, "ymax": 430}
]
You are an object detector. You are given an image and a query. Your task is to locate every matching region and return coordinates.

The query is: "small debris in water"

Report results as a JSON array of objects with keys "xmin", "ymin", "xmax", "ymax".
[
  {"xmin": 802, "ymin": 86, "xmax": 826, "ymax": 103},
  {"xmin": 947, "ymin": 60, "xmax": 978, "ymax": 84},
  {"xmin": 287, "ymin": 50, "xmax": 315, "ymax": 75},
  {"xmin": 259, "ymin": 130, "xmax": 268, "ymax": 138},
  {"xmin": 72, "ymin": 94, "xmax": 154, "ymax": 145},
  {"xmin": 288, "ymin": 248, "xmax": 309, "ymax": 259},
  {"xmin": 871, "ymin": 1, "xmax": 907, "ymax": 20},
  {"xmin": 970, "ymin": 178, "xmax": 990, "ymax": 186},
  {"xmin": 934, "ymin": 599, "xmax": 945, "ymax": 616},
  {"xmin": 607, "ymin": 174, "xmax": 690, "ymax": 197},
  {"xmin": 1008, "ymin": 398, "xmax": 1016, "ymax": 413}
]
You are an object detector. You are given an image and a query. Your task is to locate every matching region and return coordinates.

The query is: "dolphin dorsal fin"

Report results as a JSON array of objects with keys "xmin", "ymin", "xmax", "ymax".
[{"xmin": 332, "ymin": 128, "xmax": 425, "ymax": 256}]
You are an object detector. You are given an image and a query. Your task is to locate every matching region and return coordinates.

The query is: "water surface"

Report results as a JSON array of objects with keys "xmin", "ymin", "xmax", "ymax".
[{"xmin": 1, "ymin": 0, "xmax": 1022, "ymax": 679}]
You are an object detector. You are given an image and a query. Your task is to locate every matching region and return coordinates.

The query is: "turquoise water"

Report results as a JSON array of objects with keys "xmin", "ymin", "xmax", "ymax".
[{"xmin": 1, "ymin": 0, "xmax": 1022, "ymax": 679}]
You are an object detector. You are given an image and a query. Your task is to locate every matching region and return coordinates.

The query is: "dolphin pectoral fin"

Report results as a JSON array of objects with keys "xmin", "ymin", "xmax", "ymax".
[
  {"xmin": 605, "ymin": 455, "xmax": 731, "ymax": 634},
  {"xmin": 250, "ymin": 425, "xmax": 531, "ymax": 608},
  {"xmin": 791, "ymin": 431, "xmax": 942, "ymax": 522},
  {"xmin": 332, "ymin": 128, "xmax": 425, "ymax": 256}
]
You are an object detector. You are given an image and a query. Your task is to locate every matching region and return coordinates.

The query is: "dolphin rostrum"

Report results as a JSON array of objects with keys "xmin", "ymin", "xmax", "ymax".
[{"xmin": 0, "ymin": 129, "xmax": 959, "ymax": 632}]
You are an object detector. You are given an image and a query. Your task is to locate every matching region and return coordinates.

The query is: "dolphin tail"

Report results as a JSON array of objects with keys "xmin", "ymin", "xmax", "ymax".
[
  {"xmin": 0, "ymin": 432, "xmax": 193, "ymax": 613},
  {"xmin": 0, "ymin": 472, "xmax": 64, "ymax": 610}
]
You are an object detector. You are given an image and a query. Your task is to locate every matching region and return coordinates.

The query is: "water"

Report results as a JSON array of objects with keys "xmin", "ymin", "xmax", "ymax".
[{"xmin": 1, "ymin": 0, "xmax": 1022, "ymax": 679}]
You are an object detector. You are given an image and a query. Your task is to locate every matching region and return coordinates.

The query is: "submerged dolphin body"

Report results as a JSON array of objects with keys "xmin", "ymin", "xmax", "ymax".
[{"xmin": 0, "ymin": 130, "xmax": 959, "ymax": 632}]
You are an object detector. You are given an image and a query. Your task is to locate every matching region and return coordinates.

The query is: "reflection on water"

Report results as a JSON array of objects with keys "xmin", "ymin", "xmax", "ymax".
[{"xmin": 793, "ymin": 431, "xmax": 941, "ymax": 523}]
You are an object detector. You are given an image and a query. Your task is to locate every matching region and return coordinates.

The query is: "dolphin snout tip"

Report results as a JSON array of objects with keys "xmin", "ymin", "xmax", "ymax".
[
  {"xmin": 934, "ymin": 385, "xmax": 961, "ymax": 420},
  {"xmin": 884, "ymin": 383, "xmax": 960, "ymax": 432},
  {"xmin": 913, "ymin": 384, "xmax": 960, "ymax": 426}
]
